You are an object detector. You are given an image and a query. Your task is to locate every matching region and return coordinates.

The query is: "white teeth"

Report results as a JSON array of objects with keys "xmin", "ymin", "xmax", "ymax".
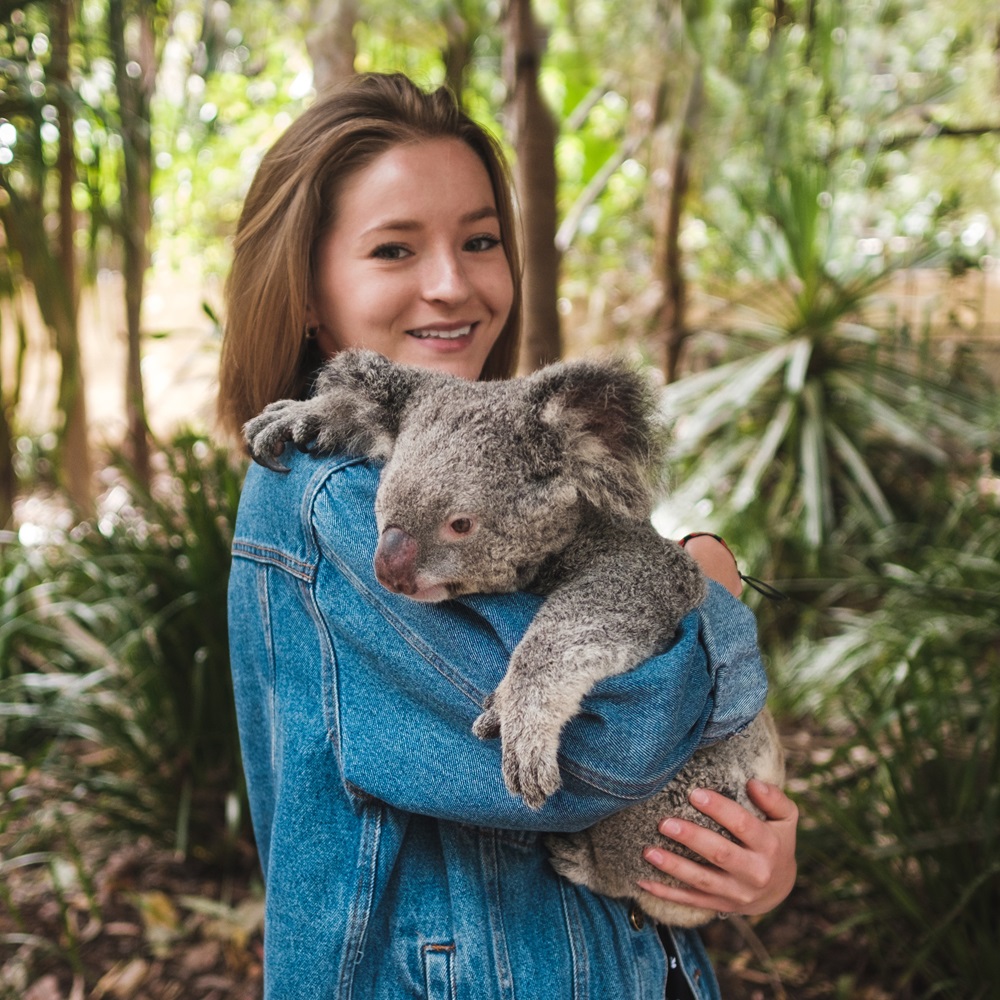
[{"xmin": 408, "ymin": 325, "xmax": 472, "ymax": 340}]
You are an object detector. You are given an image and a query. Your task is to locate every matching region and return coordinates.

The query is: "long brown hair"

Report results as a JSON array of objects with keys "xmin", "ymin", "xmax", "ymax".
[{"xmin": 217, "ymin": 73, "xmax": 523, "ymax": 443}]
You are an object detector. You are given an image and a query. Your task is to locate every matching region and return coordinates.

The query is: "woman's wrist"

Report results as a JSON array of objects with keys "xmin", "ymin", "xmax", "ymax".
[{"xmin": 679, "ymin": 533, "xmax": 742, "ymax": 597}]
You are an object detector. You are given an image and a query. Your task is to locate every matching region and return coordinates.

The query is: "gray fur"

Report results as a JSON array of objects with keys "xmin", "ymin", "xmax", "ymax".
[{"xmin": 244, "ymin": 348, "xmax": 784, "ymax": 926}]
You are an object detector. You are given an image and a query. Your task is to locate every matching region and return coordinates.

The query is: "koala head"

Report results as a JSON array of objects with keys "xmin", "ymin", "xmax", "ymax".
[{"xmin": 324, "ymin": 350, "xmax": 666, "ymax": 603}]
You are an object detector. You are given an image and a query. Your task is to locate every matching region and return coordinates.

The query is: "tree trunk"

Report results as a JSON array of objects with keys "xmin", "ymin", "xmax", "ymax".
[
  {"xmin": 0, "ymin": 301, "xmax": 26, "ymax": 526},
  {"xmin": 653, "ymin": 64, "xmax": 703, "ymax": 384},
  {"xmin": 51, "ymin": 0, "xmax": 94, "ymax": 515},
  {"xmin": 307, "ymin": 0, "xmax": 360, "ymax": 95},
  {"xmin": 503, "ymin": 0, "xmax": 562, "ymax": 372},
  {"xmin": 0, "ymin": 395, "xmax": 13, "ymax": 528},
  {"xmin": 110, "ymin": 0, "xmax": 154, "ymax": 488},
  {"xmin": 443, "ymin": 2, "xmax": 474, "ymax": 101}
]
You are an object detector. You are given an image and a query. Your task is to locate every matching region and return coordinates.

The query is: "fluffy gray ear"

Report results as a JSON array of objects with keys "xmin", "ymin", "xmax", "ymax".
[
  {"xmin": 243, "ymin": 348, "xmax": 430, "ymax": 470},
  {"xmin": 525, "ymin": 358, "xmax": 664, "ymax": 520}
]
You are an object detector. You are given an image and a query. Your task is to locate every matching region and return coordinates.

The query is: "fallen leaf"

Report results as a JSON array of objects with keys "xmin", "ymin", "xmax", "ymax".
[
  {"xmin": 129, "ymin": 890, "xmax": 182, "ymax": 957},
  {"xmin": 179, "ymin": 939, "xmax": 223, "ymax": 976},
  {"xmin": 92, "ymin": 958, "xmax": 149, "ymax": 999}
]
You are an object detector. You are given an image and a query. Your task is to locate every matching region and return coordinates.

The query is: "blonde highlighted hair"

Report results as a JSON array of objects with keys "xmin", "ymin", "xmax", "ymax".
[{"xmin": 217, "ymin": 72, "xmax": 523, "ymax": 444}]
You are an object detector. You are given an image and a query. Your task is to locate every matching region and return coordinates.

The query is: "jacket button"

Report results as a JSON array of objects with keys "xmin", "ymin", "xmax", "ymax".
[{"xmin": 628, "ymin": 904, "xmax": 645, "ymax": 931}]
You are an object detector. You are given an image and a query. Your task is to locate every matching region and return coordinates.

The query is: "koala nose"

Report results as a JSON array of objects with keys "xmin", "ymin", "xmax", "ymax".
[{"xmin": 374, "ymin": 527, "xmax": 420, "ymax": 595}]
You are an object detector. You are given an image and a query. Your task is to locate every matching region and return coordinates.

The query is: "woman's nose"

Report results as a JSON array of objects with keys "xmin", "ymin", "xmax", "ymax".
[{"xmin": 422, "ymin": 251, "xmax": 472, "ymax": 303}]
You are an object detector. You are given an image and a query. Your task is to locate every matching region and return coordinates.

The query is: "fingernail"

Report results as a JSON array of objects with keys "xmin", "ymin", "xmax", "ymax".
[
  {"xmin": 659, "ymin": 819, "xmax": 682, "ymax": 837},
  {"xmin": 690, "ymin": 788, "xmax": 710, "ymax": 806},
  {"xmin": 643, "ymin": 847, "xmax": 666, "ymax": 865}
]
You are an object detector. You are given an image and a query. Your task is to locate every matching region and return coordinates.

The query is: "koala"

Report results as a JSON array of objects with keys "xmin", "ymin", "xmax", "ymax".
[{"xmin": 244, "ymin": 348, "xmax": 784, "ymax": 927}]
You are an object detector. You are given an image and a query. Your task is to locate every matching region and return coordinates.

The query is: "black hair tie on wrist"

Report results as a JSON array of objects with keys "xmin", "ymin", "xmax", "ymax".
[{"xmin": 678, "ymin": 532, "xmax": 788, "ymax": 603}]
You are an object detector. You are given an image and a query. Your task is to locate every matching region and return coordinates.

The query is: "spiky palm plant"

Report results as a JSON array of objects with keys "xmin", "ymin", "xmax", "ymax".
[{"xmin": 661, "ymin": 157, "xmax": 997, "ymax": 582}]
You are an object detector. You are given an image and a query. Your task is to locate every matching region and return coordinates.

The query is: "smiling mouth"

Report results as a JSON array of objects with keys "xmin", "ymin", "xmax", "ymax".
[{"xmin": 407, "ymin": 324, "xmax": 474, "ymax": 340}]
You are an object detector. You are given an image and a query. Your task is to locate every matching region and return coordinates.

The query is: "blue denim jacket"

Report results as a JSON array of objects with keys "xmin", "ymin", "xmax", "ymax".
[{"xmin": 228, "ymin": 449, "xmax": 768, "ymax": 1000}]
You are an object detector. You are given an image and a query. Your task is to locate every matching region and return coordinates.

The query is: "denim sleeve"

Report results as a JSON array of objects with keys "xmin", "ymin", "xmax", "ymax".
[
  {"xmin": 310, "ymin": 461, "xmax": 766, "ymax": 832},
  {"xmin": 693, "ymin": 581, "xmax": 769, "ymax": 745}
]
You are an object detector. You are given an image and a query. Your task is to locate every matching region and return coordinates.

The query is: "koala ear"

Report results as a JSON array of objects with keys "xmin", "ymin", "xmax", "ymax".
[
  {"xmin": 313, "ymin": 349, "xmax": 430, "ymax": 460},
  {"xmin": 526, "ymin": 359, "xmax": 664, "ymax": 520}
]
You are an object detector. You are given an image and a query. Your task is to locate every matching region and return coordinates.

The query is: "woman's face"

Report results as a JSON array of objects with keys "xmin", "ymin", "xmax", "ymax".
[{"xmin": 307, "ymin": 138, "xmax": 514, "ymax": 381}]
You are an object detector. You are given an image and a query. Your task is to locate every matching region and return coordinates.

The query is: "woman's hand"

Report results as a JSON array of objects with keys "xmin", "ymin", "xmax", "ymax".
[{"xmin": 637, "ymin": 780, "xmax": 798, "ymax": 917}]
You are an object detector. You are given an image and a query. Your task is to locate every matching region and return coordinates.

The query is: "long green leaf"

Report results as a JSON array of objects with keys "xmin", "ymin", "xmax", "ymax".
[{"xmin": 827, "ymin": 422, "xmax": 894, "ymax": 526}]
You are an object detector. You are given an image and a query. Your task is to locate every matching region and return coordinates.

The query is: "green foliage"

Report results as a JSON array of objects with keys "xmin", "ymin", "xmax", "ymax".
[
  {"xmin": 790, "ymin": 489, "xmax": 1000, "ymax": 997},
  {"xmin": 0, "ymin": 432, "xmax": 248, "ymax": 861},
  {"xmin": 0, "ymin": 3, "xmax": 997, "ymax": 993}
]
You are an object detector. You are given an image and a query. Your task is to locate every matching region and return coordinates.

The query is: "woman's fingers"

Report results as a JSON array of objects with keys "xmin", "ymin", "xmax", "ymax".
[
  {"xmin": 746, "ymin": 777, "xmax": 799, "ymax": 822},
  {"xmin": 640, "ymin": 781, "xmax": 799, "ymax": 916},
  {"xmin": 639, "ymin": 845, "xmax": 756, "ymax": 911}
]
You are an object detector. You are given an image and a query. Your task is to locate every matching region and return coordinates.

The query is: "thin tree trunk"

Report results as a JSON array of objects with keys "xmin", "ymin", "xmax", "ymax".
[
  {"xmin": 654, "ymin": 65, "xmax": 703, "ymax": 384},
  {"xmin": 307, "ymin": 0, "xmax": 359, "ymax": 95},
  {"xmin": 443, "ymin": 5, "xmax": 474, "ymax": 101},
  {"xmin": 51, "ymin": 0, "xmax": 93, "ymax": 514},
  {"xmin": 503, "ymin": 0, "xmax": 562, "ymax": 372},
  {"xmin": 0, "ymin": 306, "xmax": 29, "ymax": 526},
  {"xmin": 0, "ymin": 394, "xmax": 13, "ymax": 527},
  {"xmin": 110, "ymin": 0, "xmax": 154, "ymax": 488}
]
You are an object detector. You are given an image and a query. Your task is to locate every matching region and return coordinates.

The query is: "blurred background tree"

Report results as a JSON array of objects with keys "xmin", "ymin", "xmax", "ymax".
[{"xmin": 1, "ymin": 1, "xmax": 998, "ymax": 997}]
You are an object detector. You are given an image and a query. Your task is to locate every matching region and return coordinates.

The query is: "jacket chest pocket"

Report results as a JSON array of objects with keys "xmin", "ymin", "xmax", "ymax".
[{"xmin": 423, "ymin": 943, "xmax": 456, "ymax": 1000}]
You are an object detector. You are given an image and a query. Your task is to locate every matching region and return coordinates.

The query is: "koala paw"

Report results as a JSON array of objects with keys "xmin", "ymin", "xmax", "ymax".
[
  {"xmin": 243, "ymin": 399, "xmax": 324, "ymax": 472},
  {"xmin": 501, "ymin": 724, "xmax": 563, "ymax": 810},
  {"xmin": 475, "ymin": 682, "xmax": 563, "ymax": 809}
]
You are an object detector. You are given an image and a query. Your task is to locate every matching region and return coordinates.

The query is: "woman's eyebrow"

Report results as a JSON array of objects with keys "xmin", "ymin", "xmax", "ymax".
[
  {"xmin": 461, "ymin": 206, "xmax": 500, "ymax": 224},
  {"xmin": 360, "ymin": 206, "xmax": 499, "ymax": 238}
]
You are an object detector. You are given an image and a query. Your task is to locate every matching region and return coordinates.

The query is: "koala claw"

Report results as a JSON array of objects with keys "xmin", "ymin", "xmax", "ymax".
[{"xmin": 472, "ymin": 706, "xmax": 501, "ymax": 741}]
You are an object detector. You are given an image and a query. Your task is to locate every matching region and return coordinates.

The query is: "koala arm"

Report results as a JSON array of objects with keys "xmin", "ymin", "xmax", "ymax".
[
  {"xmin": 242, "ymin": 349, "xmax": 429, "ymax": 471},
  {"xmin": 305, "ymin": 459, "xmax": 765, "ymax": 831}
]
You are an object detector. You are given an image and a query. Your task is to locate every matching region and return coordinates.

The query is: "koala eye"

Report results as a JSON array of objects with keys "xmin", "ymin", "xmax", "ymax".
[{"xmin": 442, "ymin": 515, "xmax": 478, "ymax": 540}]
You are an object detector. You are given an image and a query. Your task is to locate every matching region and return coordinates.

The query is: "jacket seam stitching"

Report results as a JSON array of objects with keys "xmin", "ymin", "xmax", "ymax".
[
  {"xmin": 337, "ymin": 804, "xmax": 381, "ymax": 999},
  {"xmin": 481, "ymin": 831, "xmax": 515, "ymax": 1000},
  {"xmin": 556, "ymin": 879, "xmax": 588, "ymax": 1000},
  {"xmin": 232, "ymin": 540, "xmax": 315, "ymax": 580}
]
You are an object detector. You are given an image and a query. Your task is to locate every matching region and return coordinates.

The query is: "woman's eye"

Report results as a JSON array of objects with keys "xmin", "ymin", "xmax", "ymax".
[
  {"xmin": 465, "ymin": 234, "xmax": 502, "ymax": 253},
  {"xmin": 371, "ymin": 243, "xmax": 411, "ymax": 260}
]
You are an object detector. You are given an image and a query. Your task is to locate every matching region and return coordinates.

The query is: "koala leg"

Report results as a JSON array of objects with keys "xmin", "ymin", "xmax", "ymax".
[{"xmin": 475, "ymin": 631, "xmax": 641, "ymax": 809}]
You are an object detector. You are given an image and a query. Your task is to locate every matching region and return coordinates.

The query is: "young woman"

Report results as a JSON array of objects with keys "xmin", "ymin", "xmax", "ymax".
[{"xmin": 217, "ymin": 72, "xmax": 797, "ymax": 1000}]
